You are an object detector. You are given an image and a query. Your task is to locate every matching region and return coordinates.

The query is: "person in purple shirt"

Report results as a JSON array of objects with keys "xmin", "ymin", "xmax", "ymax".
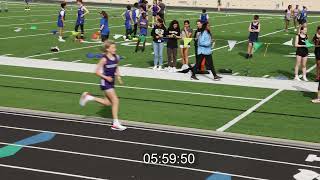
[
  {"xmin": 122, "ymin": 5, "xmax": 133, "ymax": 41},
  {"xmin": 80, "ymin": 41, "xmax": 127, "ymax": 131}
]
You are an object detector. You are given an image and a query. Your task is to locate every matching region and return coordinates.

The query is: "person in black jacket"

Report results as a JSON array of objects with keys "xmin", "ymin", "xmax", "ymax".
[{"xmin": 166, "ymin": 20, "xmax": 181, "ymax": 72}]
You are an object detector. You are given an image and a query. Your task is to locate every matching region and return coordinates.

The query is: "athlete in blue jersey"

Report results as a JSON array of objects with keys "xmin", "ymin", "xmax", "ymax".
[
  {"xmin": 200, "ymin": 9, "xmax": 209, "ymax": 24},
  {"xmin": 74, "ymin": 0, "xmax": 89, "ymax": 40},
  {"xmin": 57, "ymin": 2, "xmax": 67, "ymax": 42},
  {"xmin": 298, "ymin": 6, "xmax": 307, "ymax": 33},
  {"xmin": 121, "ymin": 5, "xmax": 133, "ymax": 41},
  {"xmin": 135, "ymin": 13, "xmax": 148, "ymax": 52},
  {"xmin": 80, "ymin": 41, "xmax": 127, "ymax": 131},
  {"xmin": 99, "ymin": 11, "xmax": 110, "ymax": 42}
]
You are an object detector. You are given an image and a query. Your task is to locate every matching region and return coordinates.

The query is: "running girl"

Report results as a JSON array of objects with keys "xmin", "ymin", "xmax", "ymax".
[
  {"xmin": 284, "ymin": 5, "xmax": 292, "ymax": 32},
  {"xmin": 135, "ymin": 12, "xmax": 148, "ymax": 52},
  {"xmin": 122, "ymin": 5, "xmax": 133, "ymax": 41},
  {"xmin": 99, "ymin": 11, "xmax": 110, "ymax": 42},
  {"xmin": 75, "ymin": 0, "xmax": 89, "ymax": 40},
  {"xmin": 313, "ymin": 26, "xmax": 320, "ymax": 82},
  {"xmin": 200, "ymin": 9, "xmax": 209, "ymax": 24},
  {"xmin": 80, "ymin": 41, "xmax": 127, "ymax": 131},
  {"xmin": 57, "ymin": 2, "xmax": 66, "ymax": 42},
  {"xmin": 180, "ymin": 20, "xmax": 193, "ymax": 69},
  {"xmin": 294, "ymin": 26, "xmax": 309, "ymax": 81},
  {"xmin": 246, "ymin": 15, "xmax": 260, "ymax": 59}
]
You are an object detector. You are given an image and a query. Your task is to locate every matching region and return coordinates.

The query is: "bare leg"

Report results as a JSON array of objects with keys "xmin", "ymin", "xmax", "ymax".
[
  {"xmin": 105, "ymin": 89, "xmax": 119, "ymax": 120},
  {"xmin": 295, "ymin": 56, "xmax": 302, "ymax": 77},
  {"xmin": 185, "ymin": 48, "xmax": 189, "ymax": 65}
]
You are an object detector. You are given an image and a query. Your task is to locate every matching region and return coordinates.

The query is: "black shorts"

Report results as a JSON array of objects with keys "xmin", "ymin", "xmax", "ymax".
[
  {"xmin": 315, "ymin": 48, "xmax": 320, "ymax": 60},
  {"xmin": 248, "ymin": 32, "xmax": 259, "ymax": 43},
  {"xmin": 101, "ymin": 34, "xmax": 109, "ymax": 42},
  {"xmin": 296, "ymin": 48, "xmax": 309, "ymax": 57},
  {"xmin": 299, "ymin": 19, "xmax": 307, "ymax": 25}
]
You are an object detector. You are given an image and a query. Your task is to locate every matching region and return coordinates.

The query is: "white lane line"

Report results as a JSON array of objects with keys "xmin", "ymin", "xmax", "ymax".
[
  {"xmin": 1, "ymin": 110, "xmax": 319, "ymax": 152},
  {"xmin": 122, "ymin": 64, "xmax": 132, "ymax": 67},
  {"xmin": 0, "ymin": 25, "xmax": 124, "ymax": 40},
  {"xmin": 1, "ymin": 54, "xmax": 13, "ymax": 56},
  {"xmin": 0, "ymin": 17, "xmax": 102, "ymax": 27},
  {"xmin": 0, "ymin": 163, "xmax": 107, "ymax": 180},
  {"xmin": 232, "ymin": 72, "xmax": 240, "ymax": 76},
  {"xmin": 262, "ymin": 75, "xmax": 270, "ymax": 78},
  {"xmin": 217, "ymin": 89, "xmax": 283, "ymax": 132},
  {"xmin": 0, "ymin": 125, "xmax": 319, "ymax": 171},
  {"xmin": 48, "ymin": 58, "xmax": 59, "ymax": 60},
  {"xmin": 299, "ymin": 64, "xmax": 317, "ymax": 78},
  {"xmin": 0, "ymin": 142, "xmax": 266, "ymax": 180},
  {"xmin": 25, "ymin": 39, "xmax": 128, "ymax": 58},
  {"xmin": 0, "ymin": 73, "xmax": 261, "ymax": 101},
  {"xmin": 72, "ymin": 60, "xmax": 82, "ymax": 63}
]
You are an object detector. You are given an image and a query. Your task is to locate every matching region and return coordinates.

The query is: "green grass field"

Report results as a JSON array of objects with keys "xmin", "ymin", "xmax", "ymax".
[
  {"xmin": 0, "ymin": 2, "xmax": 319, "ymax": 78},
  {"xmin": 0, "ymin": 2, "xmax": 319, "ymax": 143}
]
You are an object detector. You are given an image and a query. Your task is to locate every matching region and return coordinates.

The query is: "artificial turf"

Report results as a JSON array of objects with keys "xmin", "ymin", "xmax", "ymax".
[{"xmin": 0, "ymin": 2, "xmax": 319, "ymax": 79}]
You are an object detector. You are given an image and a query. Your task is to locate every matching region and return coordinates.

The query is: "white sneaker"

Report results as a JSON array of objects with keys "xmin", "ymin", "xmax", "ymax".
[
  {"xmin": 167, "ymin": 66, "xmax": 172, "ymax": 72},
  {"xmin": 303, "ymin": 76, "xmax": 309, "ymax": 81},
  {"xmin": 294, "ymin": 76, "xmax": 301, "ymax": 81},
  {"xmin": 125, "ymin": 39, "xmax": 130, "ymax": 42},
  {"xmin": 79, "ymin": 92, "xmax": 90, "ymax": 106},
  {"xmin": 158, "ymin": 66, "xmax": 162, "ymax": 71},
  {"xmin": 153, "ymin": 66, "xmax": 158, "ymax": 70},
  {"xmin": 122, "ymin": 36, "xmax": 126, "ymax": 41},
  {"xmin": 172, "ymin": 67, "xmax": 177, "ymax": 72},
  {"xmin": 58, "ymin": 38, "xmax": 66, "ymax": 42},
  {"xmin": 111, "ymin": 124, "xmax": 127, "ymax": 131}
]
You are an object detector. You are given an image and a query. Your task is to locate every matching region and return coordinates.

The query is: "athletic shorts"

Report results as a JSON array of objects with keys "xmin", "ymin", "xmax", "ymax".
[
  {"xmin": 315, "ymin": 48, "xmax": 320, "ymax": 60},
  {"xmin": 100, "ymin": 79, "xmax": 114, "ymax": 91},
  {"xmin": 180, "ymin": 45, "xmax": 190, "ymax": 48},
  {"xmin": 101, "ymin": 34, "xmax": 109, "ymax": 42},
  {"xmin": 57, "ymin": 21, "xmax": 64, "ymax": 28},
  {"xmin": 248, "ymin": 33, "xmax": 259, "ymax": 43},
  {"xmin": 139, "ymin": 35, "xmax": 146, "ymax": 43},
  {"xmin": 296, "ymin": 48, "xmax": 309, "ymax": 57},
  {"xmin": 299, "ymin": 19, "xmax": 307, "ymax": 25}
]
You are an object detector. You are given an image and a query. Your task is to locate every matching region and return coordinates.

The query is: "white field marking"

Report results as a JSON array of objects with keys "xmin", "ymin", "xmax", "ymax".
[
  {"xmin": 72, "ymin": 60, "xmax": 82, "ymax": 63},
  {"xmin": 298, "ymin": 64, "xmax": 317, "ymax": 78},
  {"xmin": 0, "ymin": 25, "xmax": 125, "ymax": 40},
  {"xmin": 232, "ymin": 72, "xmax": 240, "ymax": 76},
  {"xmin": 217, "ymin": 89, "xmax": 283, "ymax": 132},
  {"xmin": 48, "ymin": 58, "xmax": 59, "ymax": 60},
  {"xmin": 0, "ymin": 73, "xmax": 261, "ymax": 101},
  {"xmin": 0, "ymin": 125, "xmax": 319, "ymax": 172},
  {"xmin": 122, "ymin": 64, "xmax": 132, "ymax": 67},
  {"xmin": 1, "ymin": 54, "xmax": 13, "ymax": 56},
  {"xmin": 0, "ymin": 164, "xmax": 107, "ymax": 180},
  {"xmin": 25, "ymin": 45, "xmax": 103, "ymax": 58},
  {"xmin": 262, "ymin": 75, "xmax": 270, "ymax": 78},
  {"xmin": 0, "ymin": 110, "xmax": 319, "ymax": 152},
  {"xmin": 0, "ymin": 143, "xmax": 266, "ymax": 180},
  {"xmin": 25, "ymin": 39, "xmax": 128, "ymax": 58},
  {"xmin": 0, "ymin": 17, "xmax": 102, "ymax": 27}
]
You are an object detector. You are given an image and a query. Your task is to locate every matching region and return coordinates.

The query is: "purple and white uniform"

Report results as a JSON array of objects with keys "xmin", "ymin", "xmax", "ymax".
[{"xmin": 100, "ymin": 55, "xmax": 120, "ymax": 91}]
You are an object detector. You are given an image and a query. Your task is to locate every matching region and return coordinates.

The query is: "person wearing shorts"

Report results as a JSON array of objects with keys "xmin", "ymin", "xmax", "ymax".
[
  {"xmin": 294, "ymin": 26, "xmax": 309, "ymax": 81},
  {"xmin": 180, "ymin": 20, "xmax": 193, "ymax": 69},
  {"xmin": 246, "ymin": 15, "xmax": 260, "ymax": 59},
  {"xmin": 135, "ymin": 12, "xmax": 148, "ymax": 52}
]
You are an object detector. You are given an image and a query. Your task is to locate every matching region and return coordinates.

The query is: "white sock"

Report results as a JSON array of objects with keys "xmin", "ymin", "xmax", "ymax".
[
  {"xmin": 86, "ymin": 95, "xmax": 95, "ymax": 101},
  {"xmin": 59, "ymin": 36, "xmax": 63, "ymax": 39},
  {"xmin": 113, "ymin": 119, "xmax": 120, "ymax": 126}
]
